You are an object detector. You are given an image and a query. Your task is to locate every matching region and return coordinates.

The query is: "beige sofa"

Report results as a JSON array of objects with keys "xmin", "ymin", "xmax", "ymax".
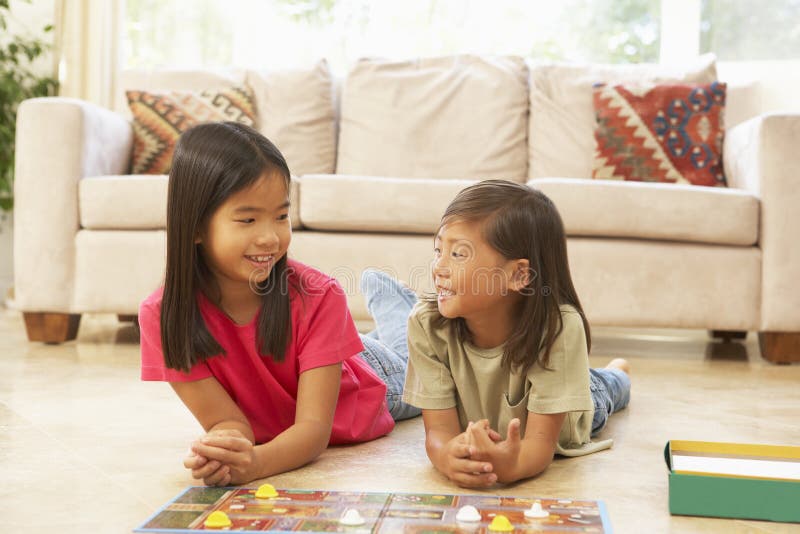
[{"xmin": 13, "ymin": 55, "xmax": 800, "ymax": 362}]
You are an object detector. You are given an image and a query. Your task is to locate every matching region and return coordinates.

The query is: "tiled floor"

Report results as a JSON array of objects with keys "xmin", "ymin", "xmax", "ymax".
[{"xmin": 1, "ymin": 307, "xmax": 799, "ymax": 533}]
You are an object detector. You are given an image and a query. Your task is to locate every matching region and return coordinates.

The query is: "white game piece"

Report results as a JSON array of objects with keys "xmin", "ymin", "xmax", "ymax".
[
  {"xmin": 339, "ymin": 508, "xmax": 366, "ymax": 526},
  {"xmin": 524, "ymin": 501, "xmax": 549, "ymax": 519},
  {"xmin": 456, "ymin": 505, "xmax": 482, "ymax": 522}
]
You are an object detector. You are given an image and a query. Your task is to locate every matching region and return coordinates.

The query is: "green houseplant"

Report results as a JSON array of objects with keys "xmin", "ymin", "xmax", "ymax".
[{"xmin": 0, "ymin": 0, "xmax": 58, "ymax": 214}]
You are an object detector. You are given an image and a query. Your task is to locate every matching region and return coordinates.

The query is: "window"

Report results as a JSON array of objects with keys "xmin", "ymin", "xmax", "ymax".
[
  {"xmin": 700, "ymin": 0, "xmax": 800, "ymax": 60},
  {"xmin": 125, "ymin": 0, "xmax": 234, "ymax": 69},
  {"xmin": 123, "ymin": 0, "xmax": 661, "ymax": 73},
  {"xmin": 124, "ymin": 0, "xmax": 799, "ymax": 71}
]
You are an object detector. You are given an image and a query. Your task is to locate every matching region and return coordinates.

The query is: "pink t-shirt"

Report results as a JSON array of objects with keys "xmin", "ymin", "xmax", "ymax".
[{"xmin": 140, "ymin": 259, "xmax": 395, "ymax": 445}]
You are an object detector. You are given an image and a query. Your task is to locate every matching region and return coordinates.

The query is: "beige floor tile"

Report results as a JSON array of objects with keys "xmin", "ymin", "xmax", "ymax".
[{"xmin": 1, "ymin": 308, "xmax": 798, "ymax": 533}]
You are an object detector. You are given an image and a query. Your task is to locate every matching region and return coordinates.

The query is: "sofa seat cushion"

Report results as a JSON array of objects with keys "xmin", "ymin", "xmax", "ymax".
[
  {"xmin": 79, "ymin": 175, "xmax": 301, "ymax": 230},
  {"xmin": 302, "ymin": 175, "xmax": 759, "ymax": 245},
  {"xmin": 530, "ymin": 178, "xmax": 759, "ymax": 246},
  {"xmin": 300, "ymin": 174, "xmax": 477, "ymax": 233}
]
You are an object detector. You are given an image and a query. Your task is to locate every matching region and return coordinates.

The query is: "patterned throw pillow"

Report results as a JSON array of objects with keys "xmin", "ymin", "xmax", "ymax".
[
  {"xmin": 592, "ymin": 82, "xmax": 727, "ymax": 187},
  {"xmin": 126, "ymin": 86, "xmax": 257, "ymax": 174}
]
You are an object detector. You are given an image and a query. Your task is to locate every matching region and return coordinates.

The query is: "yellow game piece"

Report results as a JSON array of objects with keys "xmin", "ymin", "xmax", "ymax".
[
  {"xmin": 204, "ymin": 510, "xmax": 232, "ymax": 528},
  {"xmin": 255, "ymin": 483, "xmax": 279, "ymax": 499},
  {"xmin": 488, "ymin": 514, "xmax": 514, "ymax": 532}
]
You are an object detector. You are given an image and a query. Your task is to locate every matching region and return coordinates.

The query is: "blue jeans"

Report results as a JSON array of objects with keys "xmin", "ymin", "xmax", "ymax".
[
  {"xmin": 358, "ymin": 269, "xmax": 422, "ymax": 421},
  {"xmin": 589, "ymin": 368, "xmax": 631, "ymax": 436}
]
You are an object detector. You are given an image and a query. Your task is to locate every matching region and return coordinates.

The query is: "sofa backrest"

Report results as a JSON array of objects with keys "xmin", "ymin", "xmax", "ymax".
[
  {"xmin": 117, "ymin": 54, "xmax": 761, "ymax": 183},
  {"xmin": 335, "ymin": 55, "xmax": 530, "ymax": 182},
  {"xmin": 115, "ymin": 69, "xmax": 247, "ymax": 116},
  {"xmin": 527, "ymin": 54, "xmax": 720, "ymax": 180},
  {"xmin": 525, "ymin": 55, "xmax": 761, "ymax": 180},
  {"xmin": 117, "ymin": 61, "xmax": 336, "ymax": 177},
  {"xmin": 723, "ymin": 81, "xmax": 761, "ymax": 129}
]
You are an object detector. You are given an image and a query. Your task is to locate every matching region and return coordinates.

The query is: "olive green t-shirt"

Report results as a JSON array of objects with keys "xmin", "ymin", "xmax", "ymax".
[{"xmin": 402, "ymin": 302, "xmax": 613, "ymax": 456}]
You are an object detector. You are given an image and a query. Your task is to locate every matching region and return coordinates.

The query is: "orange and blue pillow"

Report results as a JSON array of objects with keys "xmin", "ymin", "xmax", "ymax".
[
  {"xmin": 592, "ymin": 81, "xmax": 727, "ymax": 187},
  {"xmin": 126, "ymin": 86, "xmax": 257, "ymax": 175}
]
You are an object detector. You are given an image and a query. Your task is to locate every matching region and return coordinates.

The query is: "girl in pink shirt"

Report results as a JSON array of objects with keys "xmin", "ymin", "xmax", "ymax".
[{"xmin": 140, "ymin": 122, "xmax": 419, "ymax": 486}]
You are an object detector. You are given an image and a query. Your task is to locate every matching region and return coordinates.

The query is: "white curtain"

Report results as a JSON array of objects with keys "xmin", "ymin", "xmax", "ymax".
[{"xmin": 55, "ymin": 0, "xmax": 123, "ymax": 109}]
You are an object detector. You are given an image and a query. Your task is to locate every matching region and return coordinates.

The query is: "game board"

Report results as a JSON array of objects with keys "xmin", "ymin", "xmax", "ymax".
[{"xmin": 135, "ymin": 486, "xmax": 612, "ymax": 533}]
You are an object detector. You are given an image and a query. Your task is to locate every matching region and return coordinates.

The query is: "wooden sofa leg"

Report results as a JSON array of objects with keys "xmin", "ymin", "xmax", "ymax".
[
  {"xmin": 23, "ymin": 312, "xmax": 81, "ymax": 344},
  {"xmin": 710, "ymin": 330, "xmax": 747, "ymax": 342},
  {"xmin": 118, "ymin": 314, "xmax": 140, "ymax": 335},
  {"xmin": 117, "ymin": 314, "xmax": 138, "ymax": 324},
  {"xmin": 758, "ymin": 332, "xmax": 800, "ymax": 364}
]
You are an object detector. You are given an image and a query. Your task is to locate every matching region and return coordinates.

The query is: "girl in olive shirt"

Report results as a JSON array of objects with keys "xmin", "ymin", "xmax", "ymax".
[{"xmin": 401, "ymin": 180, "xmax": 631, "ymax": 487}]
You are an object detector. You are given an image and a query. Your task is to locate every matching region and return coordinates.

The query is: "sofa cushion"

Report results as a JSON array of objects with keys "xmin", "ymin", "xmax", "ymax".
[
  {"xmin": 289, "ymin": 232, "xmax": 760, "ymax": 329},
  {"xmin": 79, "ymin": 175, "xmax": 302, "ymax": 230},
  {"xmin": 118, "ymin": 64, "xmax": 336, "ymax": 177},
  {"xmin": 126, "ymin": 86, "xmax": 257, "ymax": 174},
  {"xmin": 528, "ymin": 54, "xmax": 718, "ymax": 180},
  {"xmin": 337, "ymin": 55, "xmax": 529, "ymax": 181},
  {"xmin": 592, "ymin": 82, "xmax": 727, "ymax": 187},
  {"xmin": 567, "ymin": 238, "xmax": 760, "ymax": 330},
  {"xmin": 302, "ymin": 174, "xmax": 758, "ymax": 246},
  {"xmin": 724, "ymin": 81, "xmax": 760, "ymax": 128},
  {"xmin": 74, "ymin": 229, "xmax": 167, "ymax": 313},
  {"xmin": 530, "ymin": 178, "xmax": 758, "ymax": 246},
  {"xmin": 116, "ymin": 69, "xmax": 247, "ymax": 116},
  {"xmin": 300, "ymin": 174, "xmax": 476, "ymax": 233},
  {"xmin": 246, "ymin": 60, "xmax": 337, "ymax": 176}
]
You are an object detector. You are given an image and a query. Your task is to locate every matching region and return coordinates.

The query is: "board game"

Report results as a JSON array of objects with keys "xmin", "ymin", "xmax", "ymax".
[{"xmin": 135, "ymin": 485, "xmax": 612, "ymax": 533}]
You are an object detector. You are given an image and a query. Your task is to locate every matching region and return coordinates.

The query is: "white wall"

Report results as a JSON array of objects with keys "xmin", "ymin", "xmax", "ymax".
[{"xmin": 1, "ymin": 0, "xmax": 56, "ymax": 305}]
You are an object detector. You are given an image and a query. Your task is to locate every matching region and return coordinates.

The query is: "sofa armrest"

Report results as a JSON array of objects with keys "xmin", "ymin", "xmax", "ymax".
[
  {"xmin": 724, "ymin": 113, "xmax": 800, "ymax": 331},
  {"xmin": 14, "ymin": 97, "xmax": 133, "ymax": 312}
]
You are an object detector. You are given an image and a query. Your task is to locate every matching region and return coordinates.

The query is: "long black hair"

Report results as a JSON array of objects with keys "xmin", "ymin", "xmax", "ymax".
[{"xmin": 161, "ymin": 121, "xmax": 293, "ymax": 372}]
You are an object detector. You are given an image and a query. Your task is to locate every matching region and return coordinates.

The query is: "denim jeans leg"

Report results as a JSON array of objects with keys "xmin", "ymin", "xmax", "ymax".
[
  {"xmin": 589, "ymin": 370, "xmax": 611, "ymax": 435},
  {"xmin": 359, "ymin": 334, "xmax": 421, "ymax": 421},
  {"xmin": 364, "ymin": 329, "xmax": 379, "ymax": 340},
  {"xmin": 360, "ymin": 269, "xmax": 418, "ymax": 356},
  {"xmin": 589, "ymin": 368, "xmax": 631, "ymax": 435}
]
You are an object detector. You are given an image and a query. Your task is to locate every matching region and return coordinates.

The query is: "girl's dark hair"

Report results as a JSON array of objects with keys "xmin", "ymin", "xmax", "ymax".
[
  {"xmin": 161, "ymin": 121, "xmax": 293, "ymax": 372},
  {"xmin": 429, "ymin": 179, "xmax": 590, "ymax": 371}
]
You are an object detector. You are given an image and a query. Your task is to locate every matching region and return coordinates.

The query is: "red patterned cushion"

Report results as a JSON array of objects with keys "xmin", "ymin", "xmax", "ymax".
[
  {"xmin": 592, "ymin": 82, "xmax": 727, "ymax": 187},
  {"xmin": 126, "ymin": 86, "xmax": 257, "ymax": 175}
]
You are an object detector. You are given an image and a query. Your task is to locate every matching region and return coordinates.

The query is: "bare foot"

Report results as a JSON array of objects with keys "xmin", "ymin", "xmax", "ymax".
[{"xmin": 606, "ymin": 358, "xmax": 630, "ymax": 375}]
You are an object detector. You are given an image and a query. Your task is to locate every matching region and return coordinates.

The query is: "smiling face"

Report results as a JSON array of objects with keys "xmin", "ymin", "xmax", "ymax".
[
  {"xmin": 198, "ymin": 171, "xmax": 291, "ymax": 301},
  {"xmin": 432, "ymin": 218, "xmax": 525, "ymax": 324}
]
